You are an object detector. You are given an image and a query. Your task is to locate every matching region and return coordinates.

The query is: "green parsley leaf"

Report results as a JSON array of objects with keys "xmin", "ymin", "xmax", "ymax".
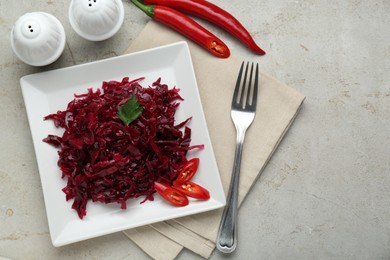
[{"xmin": 118, "ymin": 95, "xmax": 143, "ymax": 125}]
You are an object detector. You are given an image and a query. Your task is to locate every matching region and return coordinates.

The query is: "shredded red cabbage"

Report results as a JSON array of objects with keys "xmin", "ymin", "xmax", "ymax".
[{"xmin": 43, "ymin": 77, "xmax": 204, "ymax": 219}]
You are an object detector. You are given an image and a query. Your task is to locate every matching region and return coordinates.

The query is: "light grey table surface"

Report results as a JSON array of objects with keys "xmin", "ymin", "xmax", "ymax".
[{"xmin": 1, "ymin": 0, "xmax": 389, "ymax": 259}]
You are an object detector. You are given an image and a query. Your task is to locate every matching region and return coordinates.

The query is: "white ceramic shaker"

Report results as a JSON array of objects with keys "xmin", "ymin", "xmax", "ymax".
[
  {"xmin": 69, "ymin": 0, "xmax": 125, "ymax": 41},
  {"xmin": 10, "ymin": 12, "xmax": 66, "ymax": 66}
]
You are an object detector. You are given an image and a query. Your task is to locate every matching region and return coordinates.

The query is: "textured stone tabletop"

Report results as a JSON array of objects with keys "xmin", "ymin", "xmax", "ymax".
[{"xmin": 1, "ymin": 1, "xmax": 389, "ymax": 259}]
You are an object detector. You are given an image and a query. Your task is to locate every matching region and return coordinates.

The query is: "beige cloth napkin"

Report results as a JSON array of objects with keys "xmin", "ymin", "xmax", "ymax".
[{"xmin": 122, "ymin": 21, "xmax": 305, "ymax": 259}]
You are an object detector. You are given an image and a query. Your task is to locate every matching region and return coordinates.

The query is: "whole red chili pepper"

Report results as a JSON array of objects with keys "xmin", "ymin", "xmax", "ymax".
[
  {"xmin": 130, "ymin": 0, "xmax": 230, "ymax": 58},
  {"xmin": 141, "ymin": 0, "xmax": 266, "ymax": 55}
]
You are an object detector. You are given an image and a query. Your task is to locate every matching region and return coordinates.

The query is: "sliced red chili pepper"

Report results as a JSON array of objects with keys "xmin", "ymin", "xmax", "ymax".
[
  {"xmin": 130, "ymin": 0, "xmax": 230, "ymax": 58},
  {"xmin": 173, "ymin": 158, "xmax": 199, "ymax": 186},
  {"xmin": 142, "ymin": 0, "xmax": 266, "ymax": 55},
  {"xmin": 154, "ymin": 181, "xmax": 189, "ymax": 206},
  {"xmin": 173, "ymin": 181, "xmax": 210, "ymax": 200}
]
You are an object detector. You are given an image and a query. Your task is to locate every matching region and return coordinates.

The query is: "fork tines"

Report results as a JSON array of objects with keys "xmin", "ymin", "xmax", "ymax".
[{"xmin": 232, "ymin": 62, "xmax": 259, "ymax": 111}]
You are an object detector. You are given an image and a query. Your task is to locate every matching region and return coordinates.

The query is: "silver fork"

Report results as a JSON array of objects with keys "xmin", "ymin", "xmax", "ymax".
[{"xmin": 216, "ymin": 61, "xmax": 259, "ymax": 253}]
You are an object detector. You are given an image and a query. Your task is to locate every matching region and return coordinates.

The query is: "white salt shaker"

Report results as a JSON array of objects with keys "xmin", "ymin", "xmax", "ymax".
[
  {"xmin": 69, "ymin": 0, "xmax": 125, "ymax": 41},
  {"xmin": 10, "ymin": 12, "xmax": 66, "ymax": 66}
]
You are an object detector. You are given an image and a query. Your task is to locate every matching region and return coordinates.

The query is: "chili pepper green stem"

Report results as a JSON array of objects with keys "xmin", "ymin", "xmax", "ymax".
[{"xmin": 130, "ymin": 0, "xmax": 154, "ymax": 17}]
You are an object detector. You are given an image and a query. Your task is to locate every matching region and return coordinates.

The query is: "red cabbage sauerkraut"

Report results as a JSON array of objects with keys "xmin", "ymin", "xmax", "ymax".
[{"xmin": 43, "ymin": 77, "xmax": 203, "ymax": 219}]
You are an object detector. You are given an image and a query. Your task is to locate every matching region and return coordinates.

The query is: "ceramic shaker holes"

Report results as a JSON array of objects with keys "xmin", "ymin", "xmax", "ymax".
[{"xmin": 88, "ymin": 0, "xmax": 97, "ymax": 7}]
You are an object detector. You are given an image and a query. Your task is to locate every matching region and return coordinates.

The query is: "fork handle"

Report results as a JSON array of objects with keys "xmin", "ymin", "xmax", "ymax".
[{"xmin": 216, "ymin": 129, "xmax": 246, "ymax": 253}]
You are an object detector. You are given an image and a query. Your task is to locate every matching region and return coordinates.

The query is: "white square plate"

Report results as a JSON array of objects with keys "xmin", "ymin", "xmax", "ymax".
[{"xmin": 21, "ymin": 42, "xmax": 225, "ymax": 247}]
